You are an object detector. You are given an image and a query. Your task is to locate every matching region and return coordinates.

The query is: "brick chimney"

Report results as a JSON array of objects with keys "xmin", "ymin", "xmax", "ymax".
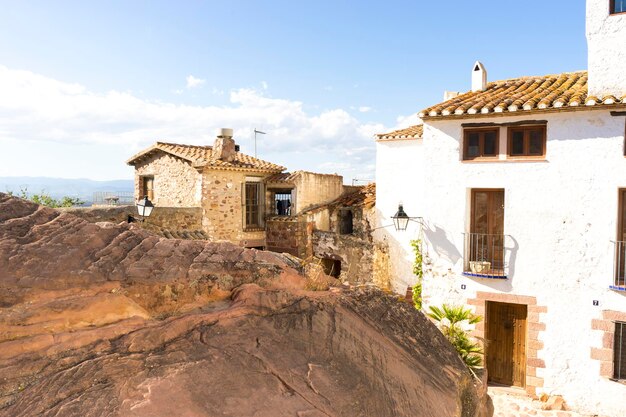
[{"xmin": 213, "ymin": 128, "xmax": 236, "ymax": 162}]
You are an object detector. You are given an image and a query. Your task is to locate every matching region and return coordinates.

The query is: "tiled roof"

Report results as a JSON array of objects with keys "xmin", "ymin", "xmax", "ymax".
[
  {"xmin": 376, "ymin": 125, "xmax": 423, "ymax": 141},
  {"xmin": 127, "ymin": 142, "xmax": 285, "ymax": 172},
  {"xmin": 419, "ymin": 71, "xmax": 626, "ymax": 119}
]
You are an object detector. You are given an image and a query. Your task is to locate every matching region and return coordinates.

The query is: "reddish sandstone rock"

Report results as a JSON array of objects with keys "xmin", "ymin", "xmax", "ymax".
[{"xmin": 0, "ymin": 194, "xmax": 491, "ymax": 417}]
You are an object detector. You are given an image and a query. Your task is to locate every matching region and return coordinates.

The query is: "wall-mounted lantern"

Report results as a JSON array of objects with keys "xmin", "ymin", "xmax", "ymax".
[
  {"xmin": 136, "ymin": 196, "xmax": 154, "ymax": 221},
  {"xmin": 392, "ymin": 203, "xmax": 411, "ymax": 231}
]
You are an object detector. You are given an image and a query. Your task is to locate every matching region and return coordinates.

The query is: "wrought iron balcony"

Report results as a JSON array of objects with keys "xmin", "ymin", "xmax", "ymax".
[
  {"xmin": 612, "ymin": 241, "xmax": 626, "ymax": 291},
  {"xmin": 463, "ymin": 233, "xmax": 507, "ymax": 279}
]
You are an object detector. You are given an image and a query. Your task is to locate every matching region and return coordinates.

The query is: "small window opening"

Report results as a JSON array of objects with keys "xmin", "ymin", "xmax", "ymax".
[
  {"xmin": 272, "ymin": 191, "xmax": 292, "ymax": 216},
  {"xmin": 474, "ymin": 64, "xmax": 480, "ymax": 71},
  {"xmin": 141, "ymin": 176, "xmax": 154, "ymax": 201},
  {"xmin": 338, "ymin": 209, "xmax": 354, "ymax": 234},
  {"xmin": 321, "ymin": 258, "xmax": 341, "ymax": 278}
]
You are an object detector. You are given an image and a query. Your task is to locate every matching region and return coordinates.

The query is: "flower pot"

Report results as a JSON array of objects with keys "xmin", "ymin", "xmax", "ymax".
[{"xmin": 469, "ymin": 261, "xmax": 491, "ymax": 274}]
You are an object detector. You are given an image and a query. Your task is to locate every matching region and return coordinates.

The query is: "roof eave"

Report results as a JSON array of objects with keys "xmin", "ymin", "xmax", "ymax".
[{"xmin": 420, "ymin": 103, "xmax": 626, "ymax": 121}]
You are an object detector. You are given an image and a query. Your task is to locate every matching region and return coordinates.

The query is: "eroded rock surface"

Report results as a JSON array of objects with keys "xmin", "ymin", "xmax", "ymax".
[{"xmin": 0, "ymin": 194, "xmax": 491, "ymax": 417}]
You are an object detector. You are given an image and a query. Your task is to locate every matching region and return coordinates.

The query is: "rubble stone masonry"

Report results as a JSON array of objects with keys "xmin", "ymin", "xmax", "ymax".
[{"xmin": 134, "ymin": 152, "xmax": 201, "ymax": 207}]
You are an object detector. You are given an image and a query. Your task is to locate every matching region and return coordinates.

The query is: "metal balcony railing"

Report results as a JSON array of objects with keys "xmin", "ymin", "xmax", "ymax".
[
  {"xmin": 463, "ymin": 233, "xmax": 507, "ymax": 278},
  {"xmin": 613, "ymin": 241, "xmax": 626, "ymax": 290}
]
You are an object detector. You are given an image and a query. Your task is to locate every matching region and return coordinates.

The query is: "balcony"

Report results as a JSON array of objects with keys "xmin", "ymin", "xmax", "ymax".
[
  {"xmin": 463, "ymin": 233, "xmax": 507, "ymax": 279},
  {"xmin": 612, "ymin": 241, "xmax": 626, "ymax": 291}
]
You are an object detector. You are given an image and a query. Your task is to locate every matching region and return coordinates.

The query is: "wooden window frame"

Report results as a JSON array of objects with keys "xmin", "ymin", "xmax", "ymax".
[
  {"xmin": 507, "ymin": 125, "xmax": 547, "ymax": 159},
  {"xmin": 462, "ymin": 128, "xmax": 500, "ymax": 161},
  {"xmin": 614, "ymin": 321, "xmax": 626, "ymax": 380},
  {"xmin": 244, "ymin": 181, "xmax": 265, "ymax": 231},
  {"xmin": 610, "ymin": 0, "xmax": 626, "ymax": 15},
  {"xmin": 140, "ymin": 176, "xmax": 154, "ymax": 201}
]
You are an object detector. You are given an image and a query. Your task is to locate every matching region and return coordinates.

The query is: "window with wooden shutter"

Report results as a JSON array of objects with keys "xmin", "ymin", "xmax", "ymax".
[
  {"xmin": 141, "ymin": 176, "xmax": 154, "ymax": 201},
  {"xmin": 463, "ymin": 128, "xmax": 499, "ymax": 160},
  {"xmin": 507, "ymin": 126, "xmax": 546, "ymax": 158},
  {"xmin": 614, "ymin": 321, "xmax": 626, "ymax": 380},
  {"xmin": 244, "ymin": 179, "xmax": 264, "ymax": 230}
]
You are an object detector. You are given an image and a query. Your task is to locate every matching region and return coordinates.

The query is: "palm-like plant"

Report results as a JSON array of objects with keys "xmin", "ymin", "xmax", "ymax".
[{"xmin": 428, "ymin": 304, "xmax": 483, "ymax": 370}]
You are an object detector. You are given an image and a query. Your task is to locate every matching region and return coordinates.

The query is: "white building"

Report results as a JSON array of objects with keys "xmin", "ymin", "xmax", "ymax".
[{"xmin": 375, "ymin": 1, "xmax": 626, "ymax": 415}]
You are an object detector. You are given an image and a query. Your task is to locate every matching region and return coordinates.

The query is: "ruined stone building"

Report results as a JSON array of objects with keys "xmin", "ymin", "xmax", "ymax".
[{"xmin": 265, "ymin": 183, "xmax": 391, "ymax": 288}]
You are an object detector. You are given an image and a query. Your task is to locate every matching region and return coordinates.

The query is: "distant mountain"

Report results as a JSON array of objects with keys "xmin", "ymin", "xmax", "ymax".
[{"xmin": 0, "ymin": 177, "xmax": 134, "ymax": 205}]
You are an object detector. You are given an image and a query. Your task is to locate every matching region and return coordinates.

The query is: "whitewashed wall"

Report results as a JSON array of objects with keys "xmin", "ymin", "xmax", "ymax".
[
  {"xmin": 374, "ymin": 138, "xmax": 425, "ymax": 294},
  {"xmin": 587, "ymin": 0, "xmax": 626, "ymax": 98},
  {"xmin": 376, "ymin": 109, "xmax": 626, "ymax": 416}
]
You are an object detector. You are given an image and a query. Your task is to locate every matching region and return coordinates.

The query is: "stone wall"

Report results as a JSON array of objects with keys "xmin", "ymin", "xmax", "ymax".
[
  {"xmin": 200, "ymin": 169, "xmax": 266, "ymax": 246},
  {"xmin": 60, "ymin": 206, "xmax": 203, "ymax": 231},
  {"xmin": 266, "ymin": 218, "xmax": 309, "ymax": 257},
  {"xmin": 294, "ymin": 172, "xmax": 344, "ymax": 212},
  {"xmin": 134, "ymin": 152, "xmax": 202, "ymax": 207}
]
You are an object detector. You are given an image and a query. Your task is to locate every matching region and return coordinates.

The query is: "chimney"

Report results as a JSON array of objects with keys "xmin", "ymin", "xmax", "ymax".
[
  {"xmin": 213, "ymin": 128, "xmax": 236, "ymax": 162},
  {"xmin": 471, "ymin": 61, "xmax": 487, "ymax": 92},
  {"xmin": 443, "ymin": 91, "xmax": 461, "ymax": 101}
]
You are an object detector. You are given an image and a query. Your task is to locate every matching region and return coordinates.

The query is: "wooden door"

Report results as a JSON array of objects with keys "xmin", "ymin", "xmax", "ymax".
[
  {"xmin": 141, "ymin": 177, "xmax": 154, "ymax": 201},
  {"xmin": 486, "ymin": 302, "xmax": 527, "ymax": 387},
  {"xmin": 617, "ymin": 190, "xmax": 626, "ymax": 285},
  {"xmin": 470, "ymin": 190, "xmax": 505, "ymax": 272}
]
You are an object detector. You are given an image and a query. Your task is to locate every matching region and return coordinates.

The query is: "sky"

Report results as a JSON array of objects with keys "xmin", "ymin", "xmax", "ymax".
[{"xmin": 0, "ymin": 1, "xmax": 588, "ymax": 183}]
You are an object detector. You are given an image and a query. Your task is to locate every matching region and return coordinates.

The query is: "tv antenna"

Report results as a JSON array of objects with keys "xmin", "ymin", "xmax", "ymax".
[{"xmin": 253, "ymin": 129, "xmax": 266, "ymax": 158}]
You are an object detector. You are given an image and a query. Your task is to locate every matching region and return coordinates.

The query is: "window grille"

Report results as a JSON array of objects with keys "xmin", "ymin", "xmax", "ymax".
[
  {"xmin": 615, "ymin": 321, "xmax": 626, "ymax": 380},
  {"xmin": 271, "ymin": 191, "xmax": 292, "ymax": 216}
]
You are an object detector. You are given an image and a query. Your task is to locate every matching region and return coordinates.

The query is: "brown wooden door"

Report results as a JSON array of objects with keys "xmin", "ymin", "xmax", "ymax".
[
  {"xmin": 486, "ymin": 302, "xmax": 527, "ymax": 387},
  {"xmin": 470, "ymin": 190, "xmax": 505, "ymax": 272},
  {"xmin": 617, "ymin": 190, "xmax": 626, "ymax": 285}
]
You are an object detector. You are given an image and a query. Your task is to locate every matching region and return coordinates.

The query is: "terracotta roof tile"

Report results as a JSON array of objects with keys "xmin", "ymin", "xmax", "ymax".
[
  {"xmin": 376, "ymin": 125, "xmax": 423, "ymax": 141},
  {"xmin": 302, "ymin": 183, "xmax": 376, "ymax": 214},
  {"xmin": 419, "ymin": 71, "xmax": 626, "ymax": 119},
  {"xmin": 127, "ymin": 142, "xmax": 285, "ymax": 172}
]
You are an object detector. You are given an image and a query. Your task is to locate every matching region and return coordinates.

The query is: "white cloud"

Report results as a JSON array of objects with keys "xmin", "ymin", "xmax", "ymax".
[
  {"xmin": 186, "ymin": 75, "xmax": 205, "ymax": 89},
  {"xmin": 358, "ymin": 106, "xmax": 371, "ymax": 113},
  {"xmin": 0, "ymin": 65, "xmax": 393, "ymax": 181}
]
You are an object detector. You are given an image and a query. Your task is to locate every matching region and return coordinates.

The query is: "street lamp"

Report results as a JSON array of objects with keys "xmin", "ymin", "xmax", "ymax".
[
  {"xmin": 392, "ymin": 203, "xmax": 411, "ymax": 231},
  {"xmin": 136, "ymin": 196, "xmax": 154, "ymax": 221}
]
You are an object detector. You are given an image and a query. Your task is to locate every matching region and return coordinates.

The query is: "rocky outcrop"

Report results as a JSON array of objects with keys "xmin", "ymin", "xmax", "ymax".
[{"xmin": 0, "ymin": 193, "xmax": 491, "ymax": 417}]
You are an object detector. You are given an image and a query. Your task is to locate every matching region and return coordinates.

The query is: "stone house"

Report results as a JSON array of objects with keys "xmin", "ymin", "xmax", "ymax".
[
  {"xmin": 375, "ymin": 1, "xmax": 626, "ymax": 415},
  {"xmin": 127, "ymin": 129, "xmax": 344, "ymax": 248}
]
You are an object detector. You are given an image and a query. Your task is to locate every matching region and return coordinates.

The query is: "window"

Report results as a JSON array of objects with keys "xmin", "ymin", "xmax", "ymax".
[
  {"xmin": 463, "ymin": 128, "xmax": 499, "ymax": 160},
  {"xmin": 464, "ymin": 189, "xmax": 506, "ymax": 277},
  {"xmin": 507, "ymin": 126, "xmax": 546, "ymax": 158},
  {"xmin": 271, "ymin": 190, "xmax": 292, "ymax": 216},
  {"xmin": 140, "ymin": 176, "xmax": 154, "ymax": 200},
  {"xmin": 614, "ymin": 321, "xmax": 626, "ymax": 379},
  {"xmin": 615, "ymin": 190, "xmax": 626, "ymax": 288},
  {"xmin": 244, "ymin": 181, "xmax": 264, "ymax": 229},
  {"xmin": 338, "ymin": 209, "xmax": 354, "ymax": 234},
  {"xmin": 611, "ymin": 0, "xmax": 626, "ymax": 14}
]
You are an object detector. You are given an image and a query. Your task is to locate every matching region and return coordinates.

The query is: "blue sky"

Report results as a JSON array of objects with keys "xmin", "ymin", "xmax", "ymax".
[{"xmin": 0, "ymin": 0, "xmax": 587, "ymax": 182}]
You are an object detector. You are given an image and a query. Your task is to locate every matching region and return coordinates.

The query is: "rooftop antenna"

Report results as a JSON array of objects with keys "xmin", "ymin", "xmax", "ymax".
[{"xmin": 253, "ymin": 129, "xmax": 266, "ymax": 158}]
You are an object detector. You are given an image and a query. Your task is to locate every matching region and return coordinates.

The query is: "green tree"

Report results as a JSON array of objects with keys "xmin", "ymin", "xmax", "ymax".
[
  {"xmin": 428, "ymin": 304, "xmax": 484, "ymax": 370},
  {"xmin": 12, "ymin": 188, "xmax": 84, "ymax": 208}
]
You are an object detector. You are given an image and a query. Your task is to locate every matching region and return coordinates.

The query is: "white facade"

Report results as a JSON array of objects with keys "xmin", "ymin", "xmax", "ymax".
[
  {"xmin": 587, "ymin": 0, "xmax": 626, "ymax": 98},
  {"xmin": 376, "ymin": 109, "xmax": 626, "ymax": 417},
  {"xmin": 375, "ymin": 1, "xmax": 626, "ymax": 415}
]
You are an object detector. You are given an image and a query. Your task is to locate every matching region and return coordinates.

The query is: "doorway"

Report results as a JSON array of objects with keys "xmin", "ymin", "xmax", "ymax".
[
  {"xmin": 469, "ymin": 189, "xmax": 505, "ymax": 275},
  {"xmin": 486, "ymin": 301, "xmax": 527, "ymax": 387}
]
